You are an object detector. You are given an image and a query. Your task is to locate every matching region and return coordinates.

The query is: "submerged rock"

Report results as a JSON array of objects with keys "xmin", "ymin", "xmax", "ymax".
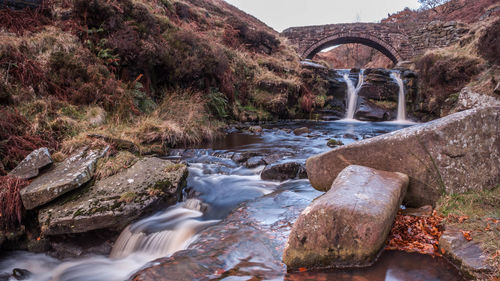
[
  {"xmin": 8, "ymin": 148, "xmax": 52, "ymax": 180},
  {"xmin": 439, "ymin": 227, "xmax": 493, "ymax": 279},
  {"xmin": 245, "ymin": 156, "xmax": 265, "ymax": 168},
  {"xmin": 261, "ymin": 162, "xmax": 307, "ymax": 181},
  {"xmin": 38, "ymin": 158, "xmax": 187, "ymax": 235},
  {"xmin": 283, "ymin": 165, "xmax": 408, "ymax": 270},
  {"xmin": 20, "ymin": 147, "xmax": 107, "ymax": 210},
  {"xmin": 306, "ymin": 107, "xmax": 500, "ymax": 206}
]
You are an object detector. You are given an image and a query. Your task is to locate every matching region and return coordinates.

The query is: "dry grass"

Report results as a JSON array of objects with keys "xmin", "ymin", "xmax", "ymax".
[
  {"xmin": 95, "ymin": 151, "xmax": 138, "ymax": 180},
  {"xmin": 436, "ymin": 185, "xmax": 500, "ymax": 277},
  {"xmin": 127, "ymin": 89, "xmax": 224, "ymax": 147}
]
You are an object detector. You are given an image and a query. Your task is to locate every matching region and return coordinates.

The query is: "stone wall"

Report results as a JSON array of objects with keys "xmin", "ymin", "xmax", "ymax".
[{"xmin": 282, "ymin": 21, "xmax": 470, "ymax": 62}]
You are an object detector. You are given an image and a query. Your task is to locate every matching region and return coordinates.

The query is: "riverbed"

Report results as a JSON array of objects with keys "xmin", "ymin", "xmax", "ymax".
[{"xmin": 0, "ymin": 120, "xmax": 462, "ymax": 281}]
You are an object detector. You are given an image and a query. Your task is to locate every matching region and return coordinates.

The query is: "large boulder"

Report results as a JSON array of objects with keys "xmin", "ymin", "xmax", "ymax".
[
  {"xmin": 20, "ymin": 147, "xmax": 106, "ymax": 210},
  {"xmin": 8, "ymin": 148, "xmax": 52, "ymax": 180},
  {"xmin": 306, "ymin": 107, "xmax": 500, "ymax": 206},
  {"xmin": 38, "ymin": 158, "xmax": 187, "ymax": 235},
  {"xmin": 283, "ymin": 165, "xmax": 408, "ymax": 270},
  {"xmin": 261, "ymin": 162, "xmax": 307, "ymax": 181}
]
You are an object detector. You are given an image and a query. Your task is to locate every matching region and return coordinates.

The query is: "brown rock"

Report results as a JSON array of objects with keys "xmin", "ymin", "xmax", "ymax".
[
  {"xmin": 8, "ymin": 148, "xmax": 52, "ymax": 180},
  {"xmin": 261, "ymin": 162, "xmax": 306, "ymax": 181},
  {"xmin": 293, "ymin": 127, "xmax": 310, "ymax": 135},
  {"xmin": 306, "ymin": 107, "xmax": 500, "ymax": 206},
  {"xmin": 401, "ymin": 205, "xmax": 433, "ymax": 217},
  {"xmin": 283, "ymin": 165, "xmax": 408, "ymax": 270},
  {"xmin": 439, "ymin": 227, "xmax": 493, "ymax": 279}
]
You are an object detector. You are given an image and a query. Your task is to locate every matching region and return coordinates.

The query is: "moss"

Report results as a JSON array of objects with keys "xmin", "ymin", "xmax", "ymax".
[
  {"xmin": 164, "ymin": 163, "xmax": 184, "ymax": 173},
  {"xmin": 119, "ymin": 192, "xmax": 137, "ymax": 203},
  {"xmin": 327, "ymin": 139, "xmax": 344, "ymax": 147},
  {"xmin": 369, "ymin": 99, "xmax": 397, "ymax": 110}
]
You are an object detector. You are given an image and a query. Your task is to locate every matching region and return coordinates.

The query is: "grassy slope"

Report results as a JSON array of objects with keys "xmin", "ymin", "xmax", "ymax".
[{"xmin": 0, "ymin": 0, "xmax": 327, "ymax": 174}]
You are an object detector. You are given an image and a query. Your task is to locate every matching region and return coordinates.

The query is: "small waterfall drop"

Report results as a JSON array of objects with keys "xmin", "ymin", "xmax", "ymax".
[
  {"xmin": 111, "ymin": 199, "xmax": 218, "ymax": 259},
  {"xmin": 344, "ymin": 71, "xmax": 364, "ymax": 120},
  {"xmin": 391, "ymin": 72, "xmax": 407, "ymax": 121}
]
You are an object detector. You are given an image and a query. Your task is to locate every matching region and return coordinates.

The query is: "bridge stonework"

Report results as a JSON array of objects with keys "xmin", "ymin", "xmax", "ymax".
[{"xmin": 282, "ymin": 21, "xmax": 469, "ymax": 64}]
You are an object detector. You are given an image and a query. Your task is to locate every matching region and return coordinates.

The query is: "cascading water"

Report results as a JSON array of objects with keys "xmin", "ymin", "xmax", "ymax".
[
  {"xmin": 343, "ymin": 71, "xmax": 364, "ymax": 120},
  {"xmin": 391, "ymin": 72, "xmax": 407, "ymax": 122},
  {"xmin": 0, "ymin": 199, "xmax": 218, "ymax": 281},
  {"xmin": 110, "ymin": 200, "xmax": 218, "ymax": 259}
]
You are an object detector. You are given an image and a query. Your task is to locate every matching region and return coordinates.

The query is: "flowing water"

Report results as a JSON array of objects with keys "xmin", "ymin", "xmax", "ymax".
[
  {"xmin": 0, "ymin": 121, "xmax": 462, "ymax": 281},
  {"xmin": 343, "ymin": 71, "xmax": 364, "ymax": 120},
  {"xmin": 391, "ymin": 72, "xmax": 407, "ymax": 122}
]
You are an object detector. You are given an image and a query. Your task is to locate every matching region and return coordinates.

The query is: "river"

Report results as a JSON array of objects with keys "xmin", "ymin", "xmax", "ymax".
[{"xmin": 0, "ymin": 120, "xmax": 461, "ymax": 281}]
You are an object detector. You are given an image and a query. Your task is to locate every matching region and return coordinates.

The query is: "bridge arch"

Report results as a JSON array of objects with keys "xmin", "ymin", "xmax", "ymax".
[{"xmin": 302, "ymin": 33, "xmax": 403, "ymax": 64}]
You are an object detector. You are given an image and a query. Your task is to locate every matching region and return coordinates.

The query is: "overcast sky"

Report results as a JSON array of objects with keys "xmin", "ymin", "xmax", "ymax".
[{"xmin": 224, "ymin": 0, "xmax": 421, "ymax": 32}]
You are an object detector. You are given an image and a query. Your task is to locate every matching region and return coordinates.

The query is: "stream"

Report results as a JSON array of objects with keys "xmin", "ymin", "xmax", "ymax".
[{"xmin": 0, "ymin": 120, "xmax": 462, "ymax": 281}]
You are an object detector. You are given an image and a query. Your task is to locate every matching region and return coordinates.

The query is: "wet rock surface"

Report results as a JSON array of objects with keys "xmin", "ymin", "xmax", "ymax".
[
  {"xmin": 20, "ymin": 147, "xmax": 107, "ymax": 210},
  {"xmin": 439, "ymin": 227, "xmax": 493, "ymax": 279},
  {"xmin": 354, "ymin": 96, "xmax": 393, "ymax": 121},
  {"xmin": 8, "ymin": 147, "xmax": 52, "ymax": 180},
  {"xmin": 38, "ymin": 158, "xmax": 188, "ymax": 235},
  {"xmin": 283, "ymin": 165, "xmax": 408, "ymax": 270},
  {"xmin": 261, "ymin": 162, "xmax": 307, "ymax": 181},
  {"xmin": 306, "ymin": 107, "xmax": 500, "ymax": 206}
]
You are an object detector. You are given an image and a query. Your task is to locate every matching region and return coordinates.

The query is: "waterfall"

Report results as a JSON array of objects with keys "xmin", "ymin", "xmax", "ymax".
[
  {"xmin": 343, "ymin": 71, "xmax": 364, "ymax": 120},
  {"xmin": 391, "ymin": 72, "xmax": 407, "ymax": 121},
  {"xmin": 110, "ymin": 199, "xmax": 218, "ymax": 259}
]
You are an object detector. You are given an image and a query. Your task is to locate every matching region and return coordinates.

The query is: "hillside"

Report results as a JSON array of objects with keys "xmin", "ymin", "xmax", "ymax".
[{"xmin": 0, "ymin": 0, "xmax": 329, "ymax": 175}]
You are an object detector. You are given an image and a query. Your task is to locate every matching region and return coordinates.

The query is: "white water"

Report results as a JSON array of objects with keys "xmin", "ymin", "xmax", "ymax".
[
  {"xmin": 0, "ymin": 200, "xmax": 218, "ymax": 281},
  {"xmin": 391, "ymin": 72, "xmax": 407, "ymax": 122},
  {"xmin": 343, "ymin": 71, "xmax": 364, "ymax": 120}
]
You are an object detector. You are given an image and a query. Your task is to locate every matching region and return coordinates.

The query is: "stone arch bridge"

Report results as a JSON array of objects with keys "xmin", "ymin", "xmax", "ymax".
[{"xmin": 282, "ymin": 22, "xmax": 467, "ymax": 64}]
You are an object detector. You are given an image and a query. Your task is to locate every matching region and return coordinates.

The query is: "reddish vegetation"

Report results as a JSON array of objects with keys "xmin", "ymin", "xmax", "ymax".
[
  {"xmin": 0, "ymin": 176, "xmax": 29, "ymax": 231},
  {"xmin": 0, "ymin": 109, "xmax": 55, "ymax": 172},
  {"xmin": 0, "ymin": 4, "xmax": 52, "ymax": 35},
  {"xmin": 477, "ymin": 18, "xmax": 500, "ymax": 65},
  {"xmin": 383, "ymin": 0, "xmax": 499, "ymax": 24},
  {"xmin": 386, "ymin": 211, "xmax": 444, "ymax": 256}
]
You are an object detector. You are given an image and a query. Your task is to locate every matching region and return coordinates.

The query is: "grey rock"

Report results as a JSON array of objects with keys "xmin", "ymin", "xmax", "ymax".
[
  {"xmin": 9, "ymin": 148, "xmax": 52, "ymax": 180},
  {"xmin": 245, "ymin": 156, "xmax": 265, "ymax": 168},
  {"xmin": 306, "ymin": 107, "xmax": 500, "ymax": 206},
  {"xmin": 262, "ymin": 153, "xmax": 282, "ymax": 165},
  {"xmin": 439, "ymin": 227, "xmax": 493, "ymax": 279},
  {"xmin": 452, "ymin": 87, "xmax": 500, "ymax": 113},
  {"xmin": 232, "ymin": 152, "xmax": 260, "ymax": 163},
  {"xmin": 38, "ymin": 158, "xmax": 187, "ymax": 235},
  {"xmin": 261, "ymin": 162, "xmax": 306, "ymax": 181},
  {"xmin": 283, "ymin": 165, "xmax": 408, "ymax": 269},
  {"xmin": 20, "ymin": 147, "xmax": 107, "ymax": 210}
]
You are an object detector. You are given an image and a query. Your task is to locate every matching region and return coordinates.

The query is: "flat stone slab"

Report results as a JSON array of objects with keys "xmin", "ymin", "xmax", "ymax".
[
  {"xmin": 20, "ymin": 147, "xmax": 106, "ymax": 210},
  {"xmin": 439, "ymin": 227, "xmax": 493, "ymax": 279},
  {"xmin": 9, "ymin": 147, "xmax": 52, "ymax": 180},
  {"xmin": 306, "ymin": 106, "xmax": 499, "ymax": 206},
  {"xmin": 283, "ymin": 165, "xmax": 408, "ymax": 270},
  {"xmin": 38, "ymin": 158, "xmax": 188, "ymax": 235}
]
